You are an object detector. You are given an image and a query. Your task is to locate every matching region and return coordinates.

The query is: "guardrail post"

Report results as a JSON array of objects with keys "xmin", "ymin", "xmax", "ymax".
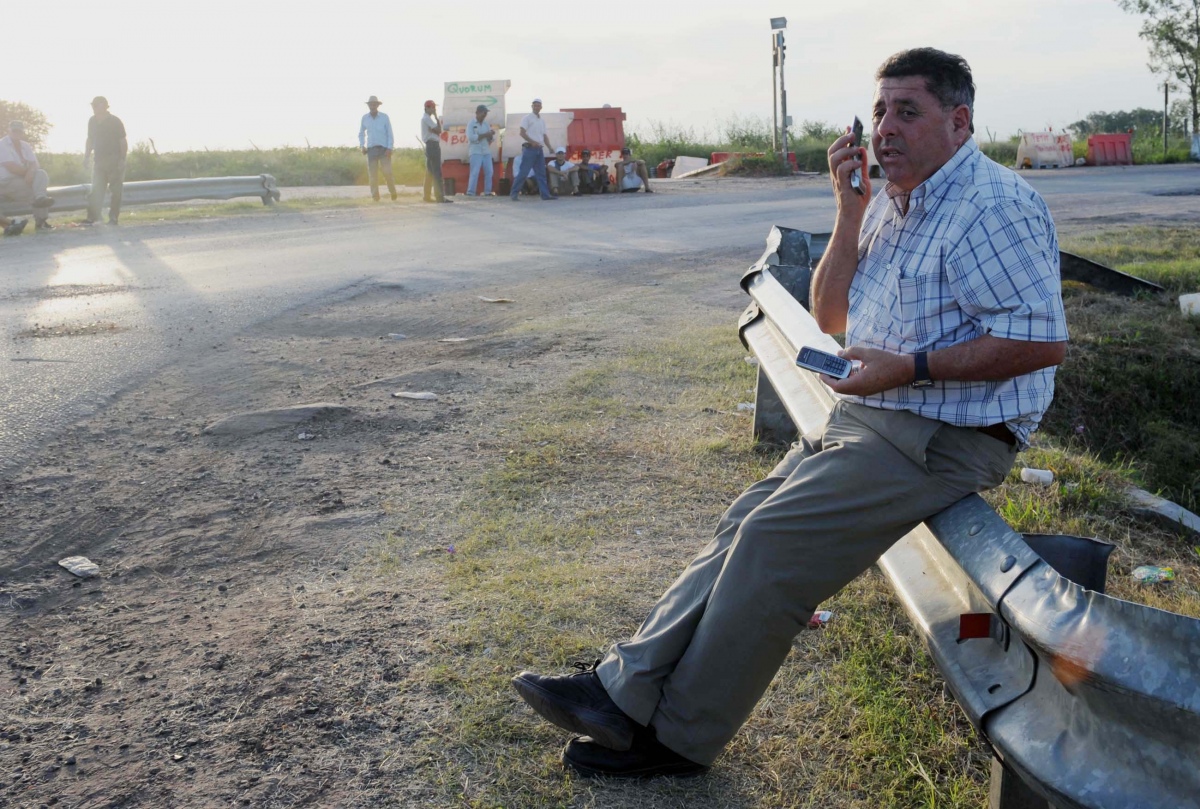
[{"xmin": 753, "ymin": 365, "xmax": 797, "ymax": 445}]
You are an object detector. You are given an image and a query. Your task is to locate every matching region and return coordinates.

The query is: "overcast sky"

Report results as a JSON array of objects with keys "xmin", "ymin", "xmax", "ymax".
[{"xmin": 9, "ymin": 0, "xmax": 1165, "ymax": 154}]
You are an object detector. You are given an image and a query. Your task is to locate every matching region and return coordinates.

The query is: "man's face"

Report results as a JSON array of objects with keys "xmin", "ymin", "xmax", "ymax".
[
  {"xmin": 476, "ymin": 110, "xmax": 487, "ymax": 122},
  {"xmin": 425, "ymin": 105, "xmax": 436, "ymax": 115},
  {"xmin": 9, "ymin": 128, "xmax": 24, "ymax": 144},
  {"xmin": 368, "ymin": 103, "xmax": 381, "ymax": 114},
  {"xmin": 532, "ymin": 102, "xmax": 542, "ymax": 115},
  {"xmin": 871, "ymin": 76, "xmax": 969, "ymax": 191},
  {"xmin": 92, "ymin": 103, "xmax": 107, "ymax": 116}
]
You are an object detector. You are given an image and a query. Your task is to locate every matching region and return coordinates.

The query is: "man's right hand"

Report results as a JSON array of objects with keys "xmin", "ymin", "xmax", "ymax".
[{"xmin": 827, "ymin": 129, "xmax": 872, "ymax": 218}]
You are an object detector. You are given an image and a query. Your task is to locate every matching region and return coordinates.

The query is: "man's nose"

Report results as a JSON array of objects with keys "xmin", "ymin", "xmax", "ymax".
[{"xmin": 874, "ymin": 109, "xmax": 899, "ymax": 138}]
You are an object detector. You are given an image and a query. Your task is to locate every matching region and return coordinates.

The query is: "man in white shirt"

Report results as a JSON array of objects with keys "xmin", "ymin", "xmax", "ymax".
[
  {"xmin": 466, "ymin": 105, "xmax": 496, "ymax": 196},
  {"xmin": 0, "ymin": 121, "xmax": 55, "ymax": 230},
  {"xmin": 614, "ymin": 147, "xmax": 653, "ymax": 194},
  {"xmin": 547, "ymin": 147, "xmax": 579, "ymax": 196},
  {"xmin": 359, "ymin": 95, "xmax": 396, "ymax": 201},
  {"xmin": 421, "ymin": 100, "xmax": 451, "ymax": 204},
  {"xmin": 508, "ymin": 99, "xmax": 556, "ymax": 201}
]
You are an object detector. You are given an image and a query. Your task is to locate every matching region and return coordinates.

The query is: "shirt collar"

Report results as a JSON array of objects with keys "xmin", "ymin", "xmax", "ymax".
[{"xmin": 884, "ymin": 138, "xmax": 978, "ymax": 216}]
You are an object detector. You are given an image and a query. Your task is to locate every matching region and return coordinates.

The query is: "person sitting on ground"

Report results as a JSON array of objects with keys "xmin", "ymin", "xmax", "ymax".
[
  {"xmin": 2, "ymin": 214, "xmax": 29, "ymax": 237},
  {"xmin": 613, "ymin": 147, "xmax": 653, "ymax": 194},
  {"xmin": 0, "ymin": 121, "xmax": 55, "ymax": 231},
  {"xmin": 511, "ymin": 46, "xmax": 1067, "ymax": 780},
  {"xmin": 574, "ymin": 150, "xmax": 610, "ymax": 194},
  {"xmin": 546, "ymin": 147, "xmax": 579, "ymax": 196}
]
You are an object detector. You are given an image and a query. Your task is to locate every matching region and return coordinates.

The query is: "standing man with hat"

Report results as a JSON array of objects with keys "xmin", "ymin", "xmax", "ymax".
[
  {"xmin": 83, "ymin": 96, "xmax": 127, "ymax": 225},
  {"xmin": 359, "ymin": 96, "xmax": 397, "ymax": 202},
  {"xmin": 508, "ymin": 99, "xmax": 556, "ymax": 202},
  {"xmin": 466, "ymin": 105, "xmax": 496, "ymax": 196},
  {"xmin": 0, "ymin": 121, "xmax": 55, "ymax": 231},
  {"xmin": 421, "ymin": 100, "xmax": 451, "ymax": 204}
]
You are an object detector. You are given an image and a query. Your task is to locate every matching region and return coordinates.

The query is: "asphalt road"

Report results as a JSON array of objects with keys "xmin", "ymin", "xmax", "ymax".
[{"xmin": 1, "ymin": 164, "xmax": 1198, "ymax": 473}]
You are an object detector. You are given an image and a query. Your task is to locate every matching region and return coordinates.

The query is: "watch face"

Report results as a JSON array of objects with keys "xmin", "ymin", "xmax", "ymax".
[{"xmin": 911, "ymin": 379, "xmax": 934, "ymax": 388}]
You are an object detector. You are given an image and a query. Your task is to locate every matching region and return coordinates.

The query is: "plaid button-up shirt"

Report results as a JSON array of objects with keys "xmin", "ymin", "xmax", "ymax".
[{"xmin": 841, "ymin": 139, "xmax": 1068, "ymax": 446}]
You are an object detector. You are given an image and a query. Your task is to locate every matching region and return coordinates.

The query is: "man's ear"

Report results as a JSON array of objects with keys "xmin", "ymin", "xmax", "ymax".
[{"xmin": 952, "ymin": 104, "xmax": 972, "ymax": 143}]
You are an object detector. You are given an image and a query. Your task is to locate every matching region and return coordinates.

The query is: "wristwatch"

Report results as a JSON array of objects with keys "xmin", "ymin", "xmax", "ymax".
[{"xmin": 911, "ymin": 351, "xmax": 934, "ymax": 388}]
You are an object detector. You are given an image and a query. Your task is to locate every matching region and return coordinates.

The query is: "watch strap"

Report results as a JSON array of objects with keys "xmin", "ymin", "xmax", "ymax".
[{"xmin": 912, "ymin": 351, "xmax": 933, "ymax": 387}]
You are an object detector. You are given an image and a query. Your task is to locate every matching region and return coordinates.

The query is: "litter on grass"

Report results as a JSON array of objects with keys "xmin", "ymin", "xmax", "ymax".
[
  {"xmin": 1020, "ymin": 468, "xmax": 1055, "ymax": 486},
  {"xmin": 807, "ymin": 610, "xmax": 833, "ymax": 629},
  {"xmin": 478, "ymin": 296, "xmax": 513, "ymax": 303},
  {"xmin": 1132, "ymin": 565, "xmax": 1175, "ymax": 583},
  {"xmin": 393, "ymin": 391, "xmax": 439, "ymax": 401},
  {"xmin": 59, "ymin": 556, "xmax": 100, "ymax": 578}
]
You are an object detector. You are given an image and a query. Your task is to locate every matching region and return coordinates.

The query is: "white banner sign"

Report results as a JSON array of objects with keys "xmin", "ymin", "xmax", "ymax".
[
  {"xmin": 1015, "ymin": 132, "xmax": 1074, "ymax": 169},
  {"xmin": 440, "ymin": 80, "xmax": 510, "ymax": 162}
]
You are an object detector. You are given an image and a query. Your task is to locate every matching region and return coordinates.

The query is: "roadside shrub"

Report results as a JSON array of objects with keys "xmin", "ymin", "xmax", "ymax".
[{"xmin": 718, "ymin": 155, "xmax": 793, "ymax": 177}]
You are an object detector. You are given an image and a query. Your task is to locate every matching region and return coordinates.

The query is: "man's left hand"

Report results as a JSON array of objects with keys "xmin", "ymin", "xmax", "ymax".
[{"xmin": 821, "ymin": 346, "xmax": 914, "ymax": 396}]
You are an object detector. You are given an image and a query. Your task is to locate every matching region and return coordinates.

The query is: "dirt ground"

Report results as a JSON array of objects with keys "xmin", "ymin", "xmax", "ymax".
[{"xmin": 0, "ymin": 245, "xmax": 754, "ymax": 808}]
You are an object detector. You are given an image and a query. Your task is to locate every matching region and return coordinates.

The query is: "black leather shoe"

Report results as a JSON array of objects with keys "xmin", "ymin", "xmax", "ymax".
[
  {"xmin": 563, "ymin": 730, "xmax": 707, "ymax": 779},
  {"xmin": 512, "ymin": 660, "xmax": 636, "ymax": 751}
]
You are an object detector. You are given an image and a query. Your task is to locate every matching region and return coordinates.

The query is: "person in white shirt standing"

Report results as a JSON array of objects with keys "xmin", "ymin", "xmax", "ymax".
[
  {"xmin": 466, "ymin": 105, "xmax": 496, "ymax": 196},
  {"xmin": 421, "ymin": 100, "xmax": 451, "ymax": 203},
  {"xmin": 509, "ymin": 99, "xmax": 556, "ymax": 202},
  {"xmin": 359, "ymin": 95, "xmax": 396, "ymax": 202},
  {"xmin": 0, "ymin": 121, "xmax": 55, "ymax": 231}
]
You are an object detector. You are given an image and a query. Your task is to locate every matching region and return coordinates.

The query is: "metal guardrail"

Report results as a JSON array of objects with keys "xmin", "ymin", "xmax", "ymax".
[
  {"xmin": 738, "ymin": 226, "xmax": 1200, "ymax": 809},
  {"xmin": 0, "ymin": 174, "xmax": 281, "ymax": 217}
]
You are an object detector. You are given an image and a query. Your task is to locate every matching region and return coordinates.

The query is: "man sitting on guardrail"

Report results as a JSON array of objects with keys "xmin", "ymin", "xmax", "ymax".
[
  {"xmin": 0, "ymin": 121, "xmax": 55, "ymax": 231},
  {"xmin": 512, "ymin": 47, "xmax": 1068, "ymax": 779}
]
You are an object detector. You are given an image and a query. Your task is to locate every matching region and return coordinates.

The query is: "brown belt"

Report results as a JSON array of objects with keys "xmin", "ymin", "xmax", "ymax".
[{"xmin": 976, "ymin": 423, "xmax": 1016, "ymax": 446}]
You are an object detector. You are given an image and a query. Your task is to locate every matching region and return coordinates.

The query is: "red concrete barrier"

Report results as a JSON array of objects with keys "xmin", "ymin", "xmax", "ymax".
[{"xmin": 1087, "ymin": 134, "xmax": 1133, "ymax": 166}]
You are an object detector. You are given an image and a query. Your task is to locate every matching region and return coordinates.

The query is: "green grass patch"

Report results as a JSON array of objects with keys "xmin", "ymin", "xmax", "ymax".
[{"xmin": 1051, "ymin": 228, "xmax": 1200, "ymax": 509}]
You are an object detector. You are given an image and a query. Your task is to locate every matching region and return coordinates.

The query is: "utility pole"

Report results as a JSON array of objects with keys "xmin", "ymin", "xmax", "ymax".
[
  {"xmin": 770, "ymin": 17, "xmax": 787, "ymax": 162},
  {"xmin": 778, "ymin": 31, "xmax": 789, "ymax": 163},
  {"xmin": 1163, "ymin": 81, "xmax": 1171, "ymax": 158},
  {"xmin": 772, "ymin": 39, "xmax": 778, "ymax": 154}
]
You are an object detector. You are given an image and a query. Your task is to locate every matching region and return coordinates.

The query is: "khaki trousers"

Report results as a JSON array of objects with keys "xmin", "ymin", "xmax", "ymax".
[{"xmin": 596, "ymin": 401, "xmax": 1016, "ymax": 765}]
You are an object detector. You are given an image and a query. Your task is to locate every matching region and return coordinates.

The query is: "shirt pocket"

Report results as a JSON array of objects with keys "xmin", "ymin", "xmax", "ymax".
[{"xmin": 895, "ymin": 262, "xmax": 949, "ymax": 346}]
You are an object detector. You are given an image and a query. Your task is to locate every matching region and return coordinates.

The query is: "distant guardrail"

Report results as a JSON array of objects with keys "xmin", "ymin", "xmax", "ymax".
[
  {"xmin": 1, "ymin": 175, "xmax": 280, "ymax": 217},
  {"xmin": 738, "ymin": 225, "xmax": 1200, "ymax": 809}
]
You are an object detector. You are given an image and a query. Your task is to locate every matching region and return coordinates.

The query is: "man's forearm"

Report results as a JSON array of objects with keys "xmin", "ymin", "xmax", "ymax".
[
  {"xmin": 809, "ymin": 219, "xmax": 861, "ymax": 334},
  {"xmin": 928, "ymin": 334, "xmax": 1066, "ymax": 382}
]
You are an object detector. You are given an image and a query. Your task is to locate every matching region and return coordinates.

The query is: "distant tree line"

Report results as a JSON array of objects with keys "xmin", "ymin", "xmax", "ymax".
[{"xmin": 1066, "ymin": 105, "xmax": 1192, "ymax": 137}]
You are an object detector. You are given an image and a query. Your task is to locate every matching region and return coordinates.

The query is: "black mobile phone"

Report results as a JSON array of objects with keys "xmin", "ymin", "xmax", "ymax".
[
  {"xmin": 796, "ymin": 346, "xmax": 853, "ymax": 380},
  {"xmin": 849, "ymin": 116, "xmax": 865, "ymax": 196}
]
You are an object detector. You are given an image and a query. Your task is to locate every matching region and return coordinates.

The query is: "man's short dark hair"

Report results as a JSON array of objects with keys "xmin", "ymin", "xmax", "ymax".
[{"xmin": 876, "ymin": 47, "xmax": 975, "ymax": 133}]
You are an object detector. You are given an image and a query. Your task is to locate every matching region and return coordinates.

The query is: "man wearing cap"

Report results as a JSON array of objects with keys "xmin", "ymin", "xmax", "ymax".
[
  {"xmin": 466, "ymin": 105, "xmax": 496, "ymax": 196},
  {"xmin": 83, "ymin": 96, "xmax": 127, "ymax": 225},
  {"xmin": 421, "ymin": 100, "xmax": 451, "ymax": 204},
  {"xmin": 0, "ymin": 121, "xmax": 55, "ymax": 231},
  {"xmin": 359, "ymin": 96, "xmax": 397, "ymax": 202},
  {"xmin": 614, "ymin": 147, "xmax": 653, "ymax": 193},
  {"xmin": 509, "ymin": 99, "xmax": 555, "ymax": 202},
  {"xmin": 575, "ymin": 150, "xmax": 610, "ymax": 195},
  {"xmin": 546, "ymin": 148, "xmax": 579, "ymax": 197}
]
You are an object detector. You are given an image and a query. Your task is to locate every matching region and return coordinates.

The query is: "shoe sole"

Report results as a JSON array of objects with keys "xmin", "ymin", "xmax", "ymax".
[
  {"xmin": 562, "ymin": 745, "xmax": 707, "ymax": 779},
  {"xmin": 511, "ymin": 675, "xmax": 634, "ymax": 751}
]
